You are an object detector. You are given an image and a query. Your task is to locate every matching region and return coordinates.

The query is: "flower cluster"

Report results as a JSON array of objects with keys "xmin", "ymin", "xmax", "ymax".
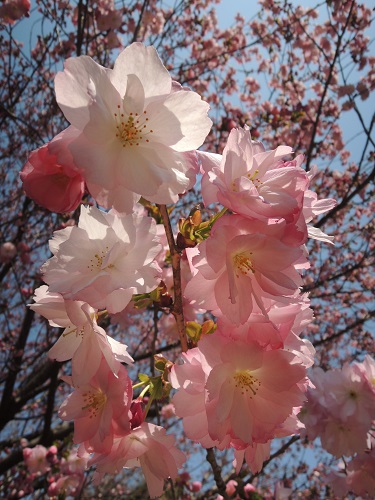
[
  {"xmin": 23, "ymin": 42, "xmax": 213, "ymax": 498},
  {"xmin": 17, "ymin": 445, "xmax": 89, "ymax": 498},
  {"xmin": 299, "ymin": 358, "xmax": 375, "ymax": 497},
  {"xmin": 171, "ymin": 126, "xmax": 336, "ymax": 474},
  {"xmin": 20, "ymin": 40, "xmax": 373, "ymax": 499},
  {"xmin": 300, "ymin": 357, "xmax": 375, "ymax": 451}
]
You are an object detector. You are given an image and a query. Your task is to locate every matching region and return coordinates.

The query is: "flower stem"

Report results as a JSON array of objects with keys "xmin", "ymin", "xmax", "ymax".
[{"xmin": 157, "ymin": 204, "xmax": 188, "ymax": 352}]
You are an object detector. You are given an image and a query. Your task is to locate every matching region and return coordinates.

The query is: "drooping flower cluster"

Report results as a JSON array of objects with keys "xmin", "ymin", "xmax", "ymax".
[
  {"xmin": 28, "ymin": 206, "xmax": 185, "ymax": 496},
  {"xmin": 22, "ymin": 42, "xmax": 215, "ymax": 498},
  {"xmin": 20, "ymin": 40, "xmax": 360, "ymax": 498},
  {"xmin": 171, "ymin": 126, "xmax": 336, "ymax": 473}
]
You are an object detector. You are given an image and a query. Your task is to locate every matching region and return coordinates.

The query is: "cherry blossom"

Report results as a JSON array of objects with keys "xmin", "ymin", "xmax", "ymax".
[
  {"xmin": 54, "ymin": 43, "xmax": 212, "ymax": 212},
  {"xmin": 20, "ymin": 127, "xmax": 85, "ymax": 213},
  {"xmin": 184, "ymin": 214, "xmax": 307, "ymax": 324},
  {"xmin": 23, "ymin": 445, "xmax": 50, "ymax": 475},
  {"xmin": 29, "ymin": 285, "xmax": 132, "ymax": 385},
  {"xmin": 0, "ymin": 242, "xmax": 17, "ymax": 263},
  {"xmin": 300, "ymin": 361, "xmax": 375, "ymax": 457},
  {"xmin": 200, "ymin": 127, "xmax": 308, "ymax": 233},
  {"xmin": 89, "ymin": 423, "xmax": 185, "ymax": 498},
  {"xmin": 171, "ymin": 332, "xmax": 308, "ymax": 448},
  {"xmin": 59, "ymin": 359, "xmax": 133, "ymax": 453},
  {"xmin": 202, "ymin": 333, "xmax": 307, "ymax": 445},
  {"xmin": 41, "ymin": 205, "xmax": 162, "ymax": 313},
  {"xmin": 0, "ymin": 0, "xmax": 30, "ymax": 24}
]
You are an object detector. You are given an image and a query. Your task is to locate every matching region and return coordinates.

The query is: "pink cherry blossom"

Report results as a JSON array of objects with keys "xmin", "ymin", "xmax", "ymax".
[
  {"xmin": 54, "ymin": 43, "xmax": 211, "ymax": 212},
  {"xmin": 171, "ymin": 332, "xmax": 307, "ymax": 448},
  {"xmin": 89, "ymin": 423, "xmax": 185, "ymax": 498},
  {"xmin": 20, "ymin": 127, "xmax": 85, "ymax": 213},
  {"xmin": 346, "ymin": 448, "xmax": 375, "ymax": 496},
  {"xmin": 184, "ymin": 214, "xmax": 306, "ymax": 324},
  {"xmin": 225, "ymin": 479, "xmax": 238, "ymax": 496},
  {"xmin": 41, "ymin": 205, "xmax": 162, "ymax": 314},
  {"xmin": 200, "ymin": 127, "xmax": 308, "ymax": 233},
  {"xmin": 215, "ymin": 292, "xmax": 314, "ymax": 351},
  {"xmin": 59, "ymin": 358, "xmax": 133, "ymax": 453},
  {"xmin": 325, "ymin": 361, "xmax": 375, "ymax": 426},
  {"xmin": 319, "ymin": 414, "xmax": 370, "ymax": 457},
  {"xmin": 170, "ymin": 346, "xmax": 228, "ymax": 450},
  {"xmin": 60, "ymin": 447, "xmax": 90, "ymax": 475},
  {"xmin": 29, "ymin": 285, "xmax": 132, "ymax": 385},
  {"xmin": 233, "ymin": 441, "xmax": 271, "ymax": 474},
  {"xmin": 47, "ymin": 475, "xmax": 83, "ymax": 498},
  {"xmin": 300, "ymin": 362, "xmax": 375, "ymax": 457},
  {"xmin": 23, "ymin": 445, "xmax": 50, "ymax": 474},
  {"xmin": 303, "ymin": 166, "xmax": 337, "ymax": 244},
  {"xmin": 202, "ymin": 333, "xmax": 307, "ymax": 445}
]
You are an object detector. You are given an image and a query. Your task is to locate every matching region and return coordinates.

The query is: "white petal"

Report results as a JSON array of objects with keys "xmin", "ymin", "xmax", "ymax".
[{"xmin": 110, "ymin": 43, "xmax": 171, "ymax": 101}]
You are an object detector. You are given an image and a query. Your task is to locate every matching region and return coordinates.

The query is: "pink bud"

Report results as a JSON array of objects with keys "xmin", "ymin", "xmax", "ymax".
[
  {"xmin": 130, "ymin": 399, "xmax": 146, "ymax": 429},
  {"xmin": 190, "ymin": 481, "xmax": 202, "ymax": 492},
  {"xmin": 0, "ymin": 242, "xmax": 17, "ymax": 263}
]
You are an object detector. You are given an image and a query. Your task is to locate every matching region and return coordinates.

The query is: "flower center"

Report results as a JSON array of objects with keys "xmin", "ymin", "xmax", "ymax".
[
  {"xmin": 234, "ymin": 370, "xmax": 261, "ymax": 397},
  {"xmin": 246, "ymin": 168, "xmax": 263, "ymax": 187},
  {"xmin": 233, "ymin": 251, "xmax": 254, "ymax": 277},
  {"xmin": 114, "ymin": 106, "xmax": 153, "ymax": 147},
  {"xmin": 87, "ymin": 246, "xmax": 114, "ymax": 272},
  {"xmin": 231, "ymin": 169, "xmax": 263, "ymax": 192},
  {"xmin": 82, "ymin": 390, "xmax": 107, "ymax": 418},
  {"xmin": 62, "ymin": 325, "xmax": 85, "ymax": 338}
]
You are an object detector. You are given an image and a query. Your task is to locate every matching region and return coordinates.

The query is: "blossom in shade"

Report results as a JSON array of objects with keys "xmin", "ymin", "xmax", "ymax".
[
  {"xmin": 41, "ymin": 205, "xmax": 162, "ymax": 314},
  {"xmin": 184, "ymin": 214, "xmax": 306, "ymax": 324},
  {"xmin": 54, "ymin": 42, "xmax": 211, "ymax": 212},
  {"xmin": 328, "ymin": 448, "xmax": 375, "ymax": 497},
  {"xmin": 23, "ymin": 445, "xmax": 50, "ymax": 474},
  {"xmin": 29, "ymin": 285, "xmax": 133, "ymax": 385},
  {"xmin": 20, "ymin": 127, "xmax": 85, "ymax": 213},
  {"xmin": 0, "ymin": 242, "xmax": 17, "ymax": 263},
  {"xmin": 233, "ymin": 441, "xmax": 271, "ymax": 475},
  {"xmin": 89, "ymin": 423, "xmax": 185, "ymax": 498},
  {"xmin": 47, "ymin": 475, "xmax": 84, "ymax": 498},
  {"xmin": 345, "ymin": 448, "xmax": 375, "ymax": 496},
  {"xmin": 59, "ymin": 358, "xmax": 133, "ymax": 453}
]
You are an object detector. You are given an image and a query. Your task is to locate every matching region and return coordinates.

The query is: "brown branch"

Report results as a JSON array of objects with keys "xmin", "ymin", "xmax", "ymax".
[
  {"xmin": 131, "ymin": 0, "xmax": 150, "ymax": 43},
  {"xmin": 0, "ymin": 307, "xmax": 35, "ymax": 431},
  {"xmin": 304, "ymin": 0, "xmax": 356, "ymax": 171},
  {"xmin": 40, "ymin": 362, "xmax": 60, "ymax": 445},
  {"xmin": 313, "ymin": 310, "xmax": 375, "ymax": 347},
  {"xmin": 206, "ymin": 448, "xmax": 229, "ymax": 500},
  {"xmin": 157, "ymin": 204, "xmax": 188, "ymax": 352},
  {"xmin": 132, "ymin": 341, "xmax": 180, "ymax": 362},
  {"xmin": 315, "ymin": 164, "xmax": 375, "ymax": 229}
]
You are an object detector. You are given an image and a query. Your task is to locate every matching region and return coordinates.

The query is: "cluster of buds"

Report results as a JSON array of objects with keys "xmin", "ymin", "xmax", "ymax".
[{"xmin": 177, "ymin": 206, "xmax": 226, "ymax": 250}]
